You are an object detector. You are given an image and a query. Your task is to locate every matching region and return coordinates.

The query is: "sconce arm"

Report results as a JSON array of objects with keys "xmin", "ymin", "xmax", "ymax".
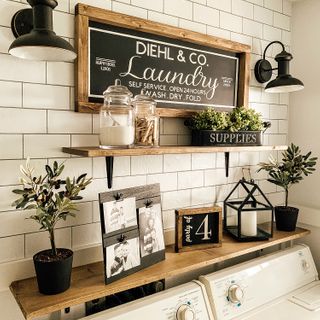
[{"xmin": 262, "ymin": 40, "xmax": 285, "ymax": 60}]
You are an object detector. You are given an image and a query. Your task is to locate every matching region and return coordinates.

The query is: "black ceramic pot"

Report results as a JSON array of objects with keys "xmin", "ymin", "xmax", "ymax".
[
  {"xmin": 33, "ymin": 248, "xmax": 73, "ymax": 295},
  {"xmin": 275, "ymin": 206, "xmax": 299, "ymax": 232}
]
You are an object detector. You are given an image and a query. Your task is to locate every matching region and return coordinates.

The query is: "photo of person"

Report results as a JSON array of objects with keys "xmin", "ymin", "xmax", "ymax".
[
  {"xmin": 138, "ymin": 203, "xmax": 165, "ymax": 257},
  {"xmin": 106, "ymin": 237, "xmax": 140, "ymax": 279},
  {"xmin": 103, "ymin": 197, "xmax": 137, "ymax": 234}
]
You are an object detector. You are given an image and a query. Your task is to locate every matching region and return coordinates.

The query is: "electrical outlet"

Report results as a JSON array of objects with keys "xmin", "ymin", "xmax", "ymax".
[{"xmin": 60, "ymin": 304, "xmax": 86, "ymax": 320}]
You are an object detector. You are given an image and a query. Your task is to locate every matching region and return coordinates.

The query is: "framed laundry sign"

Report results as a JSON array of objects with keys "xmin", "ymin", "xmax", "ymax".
[{"xmin": 75, "ymin": 4, "xmax": 251, "ymax": 117}]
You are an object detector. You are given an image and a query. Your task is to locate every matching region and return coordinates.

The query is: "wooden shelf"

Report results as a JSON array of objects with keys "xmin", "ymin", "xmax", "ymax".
[
  {"xmin": 11, "ymin": 226, "xmax": 309, "ymax": 320},
  {"xmin": 62, "ymin": 145, "xmax": 288, "ymax": 188},
  {"xmin": 62, "ymin": 145, "xmax": 287, "ymax": 157}
]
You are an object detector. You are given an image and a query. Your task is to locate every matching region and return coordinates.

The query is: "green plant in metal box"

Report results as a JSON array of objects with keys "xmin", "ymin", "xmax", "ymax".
[
  {"xmin": 187, "ymin": 107, "xmax": 268, "ymax": 146},
  {"xmin": 190, "ymin": 107, "xmax": 265, "ymax": 131}
]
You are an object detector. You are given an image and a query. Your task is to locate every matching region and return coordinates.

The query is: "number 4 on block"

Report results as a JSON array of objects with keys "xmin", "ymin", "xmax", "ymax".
[{"xmin": 175, "ymin": 206, "xmax": 222, "ymax": 253}]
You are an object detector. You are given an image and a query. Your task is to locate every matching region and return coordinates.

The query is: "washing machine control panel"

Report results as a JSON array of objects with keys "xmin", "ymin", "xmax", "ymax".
[
  {"xmin": 87, "ymin": 282, "xmax": 212, "ymax": 320},
  {"xmin": 200, "ymin": 245, "xmax": 318, "ymax": 320}
]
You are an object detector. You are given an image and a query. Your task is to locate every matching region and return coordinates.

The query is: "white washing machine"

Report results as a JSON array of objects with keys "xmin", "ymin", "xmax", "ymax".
[
  {"xmin": 80, "ymin": 280, "xmax": 213, "ymax": 320},
  {"xmin": 200, "ymin": 244, "xmax": 320, "ymax": 320}
]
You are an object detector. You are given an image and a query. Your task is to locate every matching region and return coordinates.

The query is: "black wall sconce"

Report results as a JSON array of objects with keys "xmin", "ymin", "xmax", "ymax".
[
  {"xmin": 254, "ymin": 41, "xmax": 304, "ymax": 93},
  {"xmin": 9, "ymin": 0, "xmax": 76, "ymax": 61}
]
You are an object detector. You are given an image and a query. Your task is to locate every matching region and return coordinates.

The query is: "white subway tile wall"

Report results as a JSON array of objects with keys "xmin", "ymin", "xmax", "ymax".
[{"xmin": 0, "ymin": 0, "xmax": 290, "ymax": 266}]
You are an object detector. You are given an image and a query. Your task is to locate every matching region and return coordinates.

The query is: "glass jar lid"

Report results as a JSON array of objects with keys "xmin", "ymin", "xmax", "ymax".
[
  {"xmin": 103, "ymin": 79, "xmax": 133, "ymax": 104},
  {"xmin": 132, "ymin": 90, "xmax": 156, "ymax": 106}
]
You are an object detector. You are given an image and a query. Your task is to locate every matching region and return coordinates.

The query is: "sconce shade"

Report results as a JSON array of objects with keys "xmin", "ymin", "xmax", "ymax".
[
  {"xmin": 254, "ymin": 41, "xmax": 304, "ymax": 93},
  {"xmin": 8, "ymin": 0, "xmax": 76, "ymax": 62},
  {"xmin": 265, "ymin": 75, "xmax": 304, "ymax": 93},
  {"xmin": 9, "ymin": 30, "xmax": 77, "ymax": 61}
]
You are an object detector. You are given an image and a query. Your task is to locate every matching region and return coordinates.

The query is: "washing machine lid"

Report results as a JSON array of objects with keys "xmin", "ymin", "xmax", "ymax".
[
  {"xmin": 289, "ymin": 281, "xmax": 320, "ymax": 311},
  {"xmin": 237, "ymin": 299, "xmax": 320, "ymax": 320}
]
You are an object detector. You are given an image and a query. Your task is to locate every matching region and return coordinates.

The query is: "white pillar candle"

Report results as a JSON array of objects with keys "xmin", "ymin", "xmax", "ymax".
[{"xmin": 241, "ymin": 211, "xmax": 257, "ymax": 236}]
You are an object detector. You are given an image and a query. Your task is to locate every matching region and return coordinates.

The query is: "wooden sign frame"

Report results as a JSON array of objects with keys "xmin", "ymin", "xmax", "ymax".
[
  {"xmin": 75, "ymin": 4, "xmax": 251, "ymax": 117},
  {"xmin": 175, "ymin": 206, "xmax": 222, "ymax": 253}
]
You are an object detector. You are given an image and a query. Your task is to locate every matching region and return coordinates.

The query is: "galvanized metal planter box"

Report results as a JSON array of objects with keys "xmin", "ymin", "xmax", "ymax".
[{"xmin": 191, "ymin": 130, "xmax": 263, "ymax": 146}]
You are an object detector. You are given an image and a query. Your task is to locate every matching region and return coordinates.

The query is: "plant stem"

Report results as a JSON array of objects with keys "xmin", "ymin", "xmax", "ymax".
[
  {"xmin": 285, "ymin": 188, "xmax": 288, "ymax": 207},
  {"xmin": 49, "ymin": 228, "xmax": 57, "ymax": 256}
]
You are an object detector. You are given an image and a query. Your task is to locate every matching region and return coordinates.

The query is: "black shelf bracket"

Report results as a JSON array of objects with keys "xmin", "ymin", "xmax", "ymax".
[
  {"xmin": 225, "ymin": 152, "xmax": 230, "ymax": 177},
  {"xmin": 105, "ymin": 156, "xmax": 114, "ymax": 189}
]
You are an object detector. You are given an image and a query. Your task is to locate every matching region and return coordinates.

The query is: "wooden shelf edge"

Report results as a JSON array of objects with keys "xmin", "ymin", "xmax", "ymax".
[
  {"xmin": 62, "ymin": 145, "xmax": 288, "ymax": 158},
  {"xmin": 10, "ymin": 226, "xmax": 309, "ymax": 320}
]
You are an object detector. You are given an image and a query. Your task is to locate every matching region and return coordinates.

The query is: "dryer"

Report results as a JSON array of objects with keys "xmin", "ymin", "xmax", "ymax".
[{"xmin": 199, "ymin": 244, "xmax": 320, "ymax": 320}]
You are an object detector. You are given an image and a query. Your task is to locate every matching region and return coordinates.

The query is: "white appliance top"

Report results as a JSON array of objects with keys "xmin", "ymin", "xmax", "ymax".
[
  {"xmin": 199, "ymin": 244, "xmax": 318, "ymax": 320},
  {"xmin": 82, "ymin": 281, "xmax": 213, "ymax": 320},
  {"xmin": 290, "ymin": 281, "xmax": 320, "ymax": 311},
  {"xmin": 237, "ymin": 281, "xmax": 320, "ymax": 320},
  {"xmin": 0, "ymin": 289, "xmax": 25, "ymax": 320}
]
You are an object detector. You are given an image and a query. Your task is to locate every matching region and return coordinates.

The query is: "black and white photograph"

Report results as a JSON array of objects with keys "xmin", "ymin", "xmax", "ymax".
[
  {"xmin": 106, "ymin": 237, "xmax": 140, "ymax": 279},
  {"xmin": 103, "ymin": 197, "xmax": 137, "ymax": 234},
  {"xmin": 138, "ymin": 203, "xmax": 165, "ymax": 258}
]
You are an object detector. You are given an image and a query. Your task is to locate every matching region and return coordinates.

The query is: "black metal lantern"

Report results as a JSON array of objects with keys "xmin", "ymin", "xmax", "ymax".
[{"xmin": 224, "ymin": 178, "xmax": 274, "ymax": 242}]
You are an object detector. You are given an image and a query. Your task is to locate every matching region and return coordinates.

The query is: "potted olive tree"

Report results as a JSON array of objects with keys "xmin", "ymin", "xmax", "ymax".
[
  {"xmin": 185, "ymin": 107, "xmax": 270, "ymax": 146},
  {"xmin": 12, "ymin": 159, "xmax": 92, "ymax": 295},
  {"xmin": 259, "ymin": 144, "xmax": 317, "ymax": 231}
]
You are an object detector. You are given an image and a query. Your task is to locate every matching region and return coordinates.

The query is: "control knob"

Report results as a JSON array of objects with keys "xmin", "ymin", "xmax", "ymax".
[
  {"xmin": 227, "ymin": 284, "xmax": 244, "ymax": 304},
  {"xmin": 302, "ymin": 259, "xmax": 310, "ymax": 271},
  {"xmin": 176, "ymin": 304, "xmax": 195, "ymax": 320}
]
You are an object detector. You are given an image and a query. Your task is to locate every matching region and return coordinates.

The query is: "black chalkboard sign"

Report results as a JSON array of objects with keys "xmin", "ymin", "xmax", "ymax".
[
  {"xmin": 175, "ymin": 206, "xmax": 222, "ymax": 253},
  {"xmin": 182, "ymin": 212, "xmax": 219, "ymax": 246},
  {"xmin": 75, "ymin": 5, "xmax": 251, "ymax": 115},
  {"xmin": 88, "ymin": 21, "xmax": 239, "ymax": 110}
]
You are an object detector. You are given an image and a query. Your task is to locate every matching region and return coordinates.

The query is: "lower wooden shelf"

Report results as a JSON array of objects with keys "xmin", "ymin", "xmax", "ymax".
[{"xmin": 11, "ymin": 226, "xmax": 310, "ymax": 320}]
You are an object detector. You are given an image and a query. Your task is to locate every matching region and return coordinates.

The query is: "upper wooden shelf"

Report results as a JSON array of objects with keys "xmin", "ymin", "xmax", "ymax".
[
  {"xmin": 11, "ymin": 226, "xmax": 309, "ymax": 320},
  {"xmin": 62, "ymin": 145, "xmax": 288, "ymax": 157}
]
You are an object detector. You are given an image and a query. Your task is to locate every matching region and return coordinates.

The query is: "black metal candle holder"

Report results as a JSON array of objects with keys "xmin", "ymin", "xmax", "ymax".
[{"xmin": 224, "ymin": 177, "xmax": 274, "ymax": 242}]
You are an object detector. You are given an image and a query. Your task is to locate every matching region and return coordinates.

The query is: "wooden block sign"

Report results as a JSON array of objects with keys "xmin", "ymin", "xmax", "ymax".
[{"xmin": 175, "ymin": 206, "xmax": 222, "ymax": 253}]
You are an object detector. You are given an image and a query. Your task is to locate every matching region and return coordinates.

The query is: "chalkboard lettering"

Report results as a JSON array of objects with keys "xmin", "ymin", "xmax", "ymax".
[
  {"xmin": 88, "ymin": 21, "xmax": 239, "ymax": 109},
  {"xmin": 175, "ymin": 206, "xmax": 222, "ymax": 252},
  {"xmin": 182, "ymin": 212, "xmax": 219, "ymax": 246},
  {"xmin": 209, "ymin": 132, "xmax": 258, "ymax": 144}
]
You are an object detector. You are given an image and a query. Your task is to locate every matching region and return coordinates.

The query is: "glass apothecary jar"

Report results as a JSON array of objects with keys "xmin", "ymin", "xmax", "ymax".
[
  {"xmin": 99, "ymin": 80, "xmax": 135, "ymax": 149},
  {"xmin": 133, "ymin": 91, "xmax": 159, "ymax": 147}
]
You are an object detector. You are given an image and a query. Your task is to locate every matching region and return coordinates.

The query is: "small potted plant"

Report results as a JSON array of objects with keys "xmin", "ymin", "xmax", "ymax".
[
  {"xmin": 185, "ymin": 107, "xmax": 270, "ymax": 146},
  {"xmin": 258, "ymin": 144, "xmax": 317, "ymax": 231},
  {"xmin": 12, "ymin": 159, "xmax": 92, "ymax": 295}
]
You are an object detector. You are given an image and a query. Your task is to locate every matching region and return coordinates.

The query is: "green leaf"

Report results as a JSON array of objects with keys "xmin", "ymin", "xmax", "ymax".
[
  {"xmin": 12, "ymin": 189, "xmax": 26, "ymax": 195},
  {"xmin": 45, "ymin": 165, "xmax": 53, "ymax": 178},
  {"xmin": 66, "ymin": 177, "xmax": 71, "ymax": 192},
  {"xmin": 25, "ymin": 204, "xmax": 37, "ymax": 210},
  {"xmin": 76, "ymin": 173, "xmax": 87, "ymax": 184}
]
